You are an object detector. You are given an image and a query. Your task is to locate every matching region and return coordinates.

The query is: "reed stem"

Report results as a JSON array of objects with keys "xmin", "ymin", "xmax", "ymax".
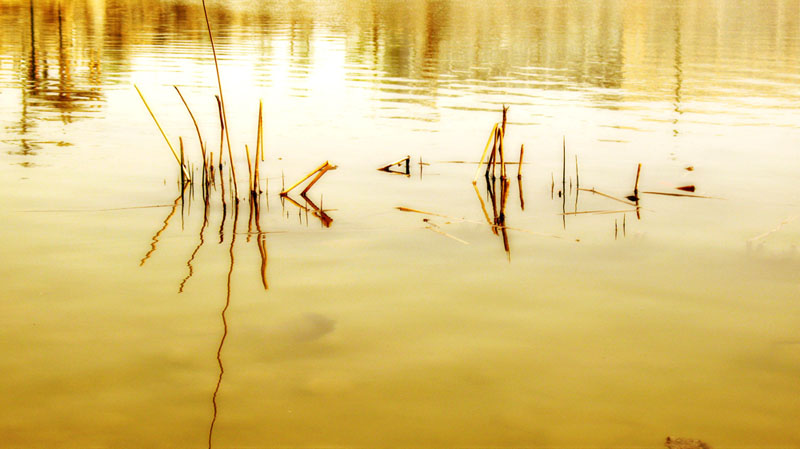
[
  {"xmin": 203, "ymin": 0, "xmax": 237, "ymax": 198},
  {"xmin": 473, "ymin": 123, "xmax": 499, "ymax": 184},
  {"xmin": 134, "ymin": 84, "xmax": 191, "ymax": 181},
  {"xmin": 173, "ymin": 85, "xmax": 206, "ymax": 166}
]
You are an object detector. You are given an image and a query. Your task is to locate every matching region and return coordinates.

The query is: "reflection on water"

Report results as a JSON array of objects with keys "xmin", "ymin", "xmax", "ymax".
[
  {"xmin": 2, "ymin": 0, "xmax": 105, "ymax": 159},
  {"xmin": 2, "ymin": 1, "xmax": 800, "ymax": 447},
  {"xmin": 209, "ymin": 198, "xmax": 238, "ymax": 449}
]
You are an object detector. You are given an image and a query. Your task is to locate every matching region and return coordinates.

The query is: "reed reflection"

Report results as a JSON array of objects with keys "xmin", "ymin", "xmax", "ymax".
[
  {"xmin": 2, "ymin": 0, "xmax": 798, "ymax": 145},
  {"xmin": 4, "ymin": 0, "xmax": 104, "ymax": 161},
  {"xmin": 140, "ymin": 189, "xmax": 184, "ymax": 266},
  {"xmin": 208, "ymin": 198, "xmax": 239, "ymax": 449}
]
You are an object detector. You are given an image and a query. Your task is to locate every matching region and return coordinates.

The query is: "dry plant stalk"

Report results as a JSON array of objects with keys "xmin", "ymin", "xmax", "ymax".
[
  {"xmin": 578, "ymin": 188, "xmax": 638, "ymax": 206},
  {"xmin": 173, "ymin": 85, "xmax": 206, "ymax": 168},
  {"xmin": 378, "ymin": 156, "xmax": 410, "ymax": 174},
  {"xmin": 473, "ymin": 122, "xmax": 499, "ymax": 183},
  {"xmin": 202, "ymin": 0, "xmax": 237, "ymax": 198},
  {"xmin": 254, "ymin": 100, "xmax": 263, "ymax": 193},
  {"xmin": 179, "ymin": 137, "xmax": 186, "ymax": 186},
  {"xmin": 245, "ymin": 144, "xmax": 254, "ymax": 195},
  {"xmin": 134, "ymin": 84, "xmax": 191, "ymax": 181},
  {"xmin": 280, "ymin": 161, "xmax": 336, "ymax": 196},
  {"xmin": 641, "ymin": 191, "xmax": 717, "ymax": 199}
]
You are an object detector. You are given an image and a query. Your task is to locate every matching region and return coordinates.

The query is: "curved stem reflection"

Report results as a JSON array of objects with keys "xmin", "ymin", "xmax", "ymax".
[
  {"xmin": 140, "ymin": 190, "xmax": 184, "ymax": 266},
  {"xmin": 208, "ymin": 200, "xmax": 239, "ymax": 448}
]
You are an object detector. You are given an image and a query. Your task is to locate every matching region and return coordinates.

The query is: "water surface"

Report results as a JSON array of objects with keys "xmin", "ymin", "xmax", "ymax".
[{"xmin": 1, "ymin": 0, "xmax": 800, "ymax": 447}]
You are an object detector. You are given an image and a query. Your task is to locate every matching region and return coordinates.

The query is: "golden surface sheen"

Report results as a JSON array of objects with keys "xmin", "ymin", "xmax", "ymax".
[{"xmin": 1, "ymin": 1, "xmax": 799, "ymax": 447}]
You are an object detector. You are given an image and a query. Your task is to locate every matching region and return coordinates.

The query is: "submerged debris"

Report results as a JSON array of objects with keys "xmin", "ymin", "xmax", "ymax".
[{"xmin": 665, "ymin": 437, "xmax": 711, "ymax": 449}]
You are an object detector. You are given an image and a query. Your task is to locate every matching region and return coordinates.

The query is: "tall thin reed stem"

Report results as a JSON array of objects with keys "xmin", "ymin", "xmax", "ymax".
[{"xmin": 202, "ymin": 0, "xmax": 237, "ymax": 198}]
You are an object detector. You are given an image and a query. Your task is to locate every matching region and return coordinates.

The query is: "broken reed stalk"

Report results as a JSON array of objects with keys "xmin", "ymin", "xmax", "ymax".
[
  {"xmin": 202, "ymin": 0, "xmax": 237, "ymax": 199},
  {"xmin": 281, "ymin": 161, "xmax": 333, "ymax": 196},
  {"xmin": 378, "ymin": 156, "xmax": 410, "ymax": 172},
  {"xmin": 501, "ymin": 105, "xmax": 508, "ymax": 136},
  {"xmin": 517, "ymin": 144, "xmax": 524, "ymax": 178},
  {"xmin": 575, "ymin": 155, "xmax": 579, "ymax": 189},
  {"xmin": 473, "ymin": 122, "xmax": 499, "ymax": 184},
  {"xmin": 578, "ymin": 188, "xmax": 637, "ymax": 206},
  {"xmin": 640, "ymin": 191, "xmax": 717, "ymax": 199},
  {"xmin": 301, "ymin": 165, "xmax": 331, "ymax": 196},
  {"xmin": 134, "ymin": 84, "xmax": 191, "ymax": 181},
  {"xmin": 634, "ymin": 163, "xmax": 642, "ymax": 198}
]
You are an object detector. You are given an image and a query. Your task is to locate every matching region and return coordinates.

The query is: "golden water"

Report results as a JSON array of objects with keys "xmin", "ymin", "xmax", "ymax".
[{"xmin": 1, "ymin": 0, "xmax": 799, "ymax": 447}]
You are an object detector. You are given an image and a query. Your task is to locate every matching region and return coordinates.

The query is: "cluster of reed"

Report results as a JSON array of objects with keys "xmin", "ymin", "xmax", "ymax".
[
  {"xmin": 471, "ymin": 106, "xmax": 523, "ymax": 254},
  {"xmin": 134, "ymin": 0, "xmax": 271, "ymax": 209}
]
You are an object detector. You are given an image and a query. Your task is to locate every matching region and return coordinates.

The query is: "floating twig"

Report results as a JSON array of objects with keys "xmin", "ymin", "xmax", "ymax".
[
  {"xmin": 578, "ymin": 188, "xmax": 638, "ymax": 206},
  {"xmin": 560, "ymin": 209, "xmax": 638, "ymax": 216},
  {"xmin": 747, "ymin": 216, "xmax": 797, "ymax": 243},
  {"xmin": 396, "ymin": 206, "xmax": 561, "ymax": 239},
  {"xmin": 378, "ymin": 156, "xmax": 411, "ymax": 175},
  {"xmin": 640, "ymin": 191, "xmax": 718, "ymax": 199},
  {"xmin": 424, "ymin": 219, "xmax": 470, "ymax": 245}
]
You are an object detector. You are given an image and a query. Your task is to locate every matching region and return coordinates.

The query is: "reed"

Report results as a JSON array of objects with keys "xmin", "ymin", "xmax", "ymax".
[
  {"xmin": 134, "ymin": 84, "xmax": 191, "ymax": 181},
  {"xmin": 578, "ymin": 188, "xmax": 637, "ymax": 206},
  {"xmin": 281, "ymin": 161, "xmax": 336, "ymax": 196},
  {"xmin": 633, "ymin": 163, "xmax": 642, "ymax": 199},
  {"xmin": 473, "ymin": 122, "xmax": 499, "ymax": 184},
  {"xmin": 517, "ymin": 144, "xmax": 524, "ymax": 178},
  {"xmin": 498, "ymin": 126, "xmax": 506, "ymax": 179},
  {"xmin": 641, "ymin": 191, "xmax": 716, "ymax": 199},
  {"xmin": 209, "ymin": 152, "xmax": 215, "ymax": 185},
  {"xmin": 245, "ymin": 144, "xmax": 254, "ymax": 196},
  {"xmin": 180, "ymin": 137, "xmax": 186, "ymax": 186},
  {"xmin": 173, "ymin": 85, "xmax": 206, "ymax": 172},
  {"xmin": 378, "ymin": 156, "xmax": 411, "ymax": 174},
  {"xmin": 254, "ymin": 100, "xmax": 263, "ymax": 193},
  {"xmin": 301, "ymin": 164, "xmax": 334, "ymax": 196},
  {"xmin": 561, "ymin": 209, "xmax": 637, "ymax": 216},
  {"xmin": 202, "ymin": 0, "xmax": 237, "ymax": 199}
]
